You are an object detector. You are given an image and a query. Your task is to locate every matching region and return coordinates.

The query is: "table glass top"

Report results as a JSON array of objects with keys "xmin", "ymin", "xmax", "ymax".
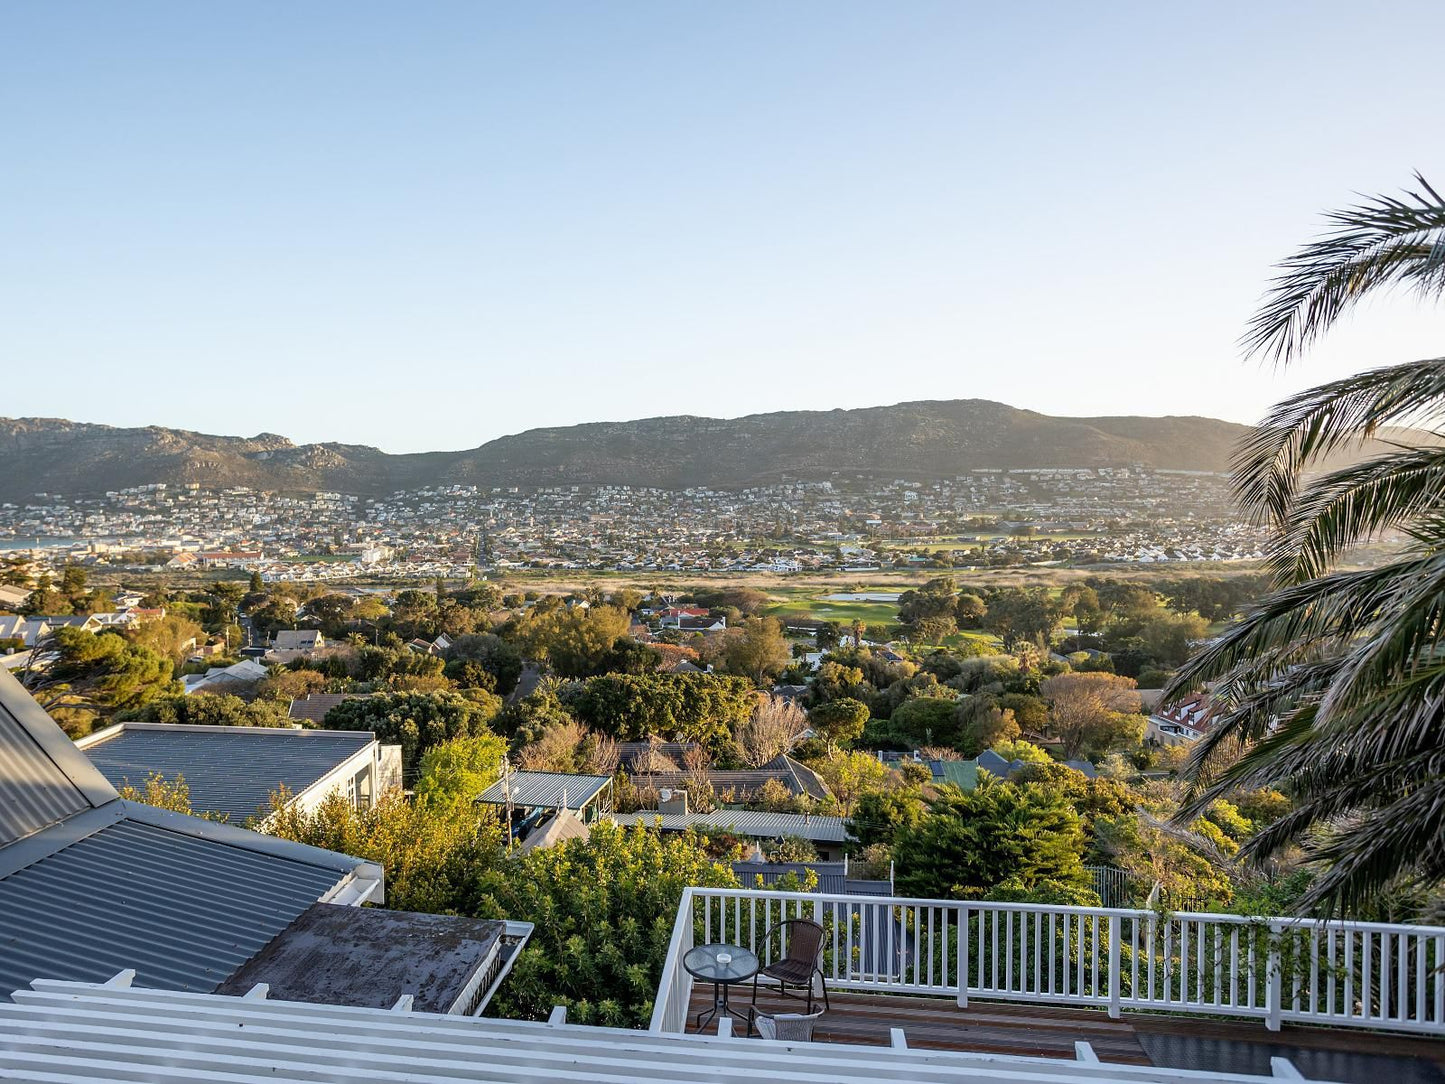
[{"xmin": 684, "ymin": 943, "xmax": 759, "ymax": 982}]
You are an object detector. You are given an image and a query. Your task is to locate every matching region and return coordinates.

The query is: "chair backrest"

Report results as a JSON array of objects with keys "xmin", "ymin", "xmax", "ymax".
[
  {"xmin": 755, "ymin": 1011, "xmax": 822, "ymax": 1042},
  {"xmin": 776, "ymin": 918, "xmax": 824, "ymax": 967}
]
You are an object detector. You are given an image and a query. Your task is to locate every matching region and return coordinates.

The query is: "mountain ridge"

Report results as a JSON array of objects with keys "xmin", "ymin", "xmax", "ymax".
[{"xmin": 0, "ymin": 400, "xmax": 1251, "ymax": 500}]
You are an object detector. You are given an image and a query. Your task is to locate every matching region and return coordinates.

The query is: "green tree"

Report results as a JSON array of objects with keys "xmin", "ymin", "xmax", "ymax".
[
  {"xmin": 517, "ymin": 604, "xmax": 632, "ymax": 678},
  {"xmin": 723, "ymin": 616, "xmax": 791, "ymax": 686},
  {"xmin": 476, "ymin": 822, "xmax": 738, "ymax": 1026},
  {"xmin": 572, "ymin": 672, "xmax": 756, "ymax": 749},
  {"xmin": 123, "ymin": 693, "xmax": 291, "ymax": 728},
  {"xmin": 807, "ymin": 696, "xmax": 869, "ymax": 750},
  {"xmin": 888, "ymin": 696, "xmax": 963, "ymax": 749},
  {"xmin": 266, "ymin": 789, "xmax": 505, "ymax": 914},
  {"xmin": 893, "ymin": 779, "xmax": 1090, "ymax": 899},
  {"xmin": 982, "ymin": 588, "xmax": 1063, "ymax": 650},
  {"xmin": 126, "ymin": 614, "xmax": 205, "ymax": 665},
  {"xmin": 847, "ymin": 787, "xmax": 928, "ymax": 849},
  {"xmin": 323, "ymin": 691, "xmax": 503, "ymax": 776},
  {"xmin": 414, "ymin": 734, "xmax": 508, "ymax": 809},
  {"xmin": 808, "ymin": 749, "xmax": 889, "ymax": 814},
  {"xmin": 1164, "ymin": 176, "xmax": 1445, "ymax": 911},
  {"xmin": 445, "ymin": 633, "xmax": 523, "ymax": 695}
]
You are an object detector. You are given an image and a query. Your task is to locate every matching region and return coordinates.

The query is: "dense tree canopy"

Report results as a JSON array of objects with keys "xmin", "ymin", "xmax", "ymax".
[
  {"xmin": 323, "ymin": 690, "xmax": 503, "ymax": 776},
  {"xmin": 477, "ymin": 823, "xmax": 739, "ymax": 1026},
  {"xmin": 572, "ymin": 672, "xmax": 756, "ymax": 749},
  {"xmin": 893, "ymin": 779, "xmax": 1090, "ymax": 900}
]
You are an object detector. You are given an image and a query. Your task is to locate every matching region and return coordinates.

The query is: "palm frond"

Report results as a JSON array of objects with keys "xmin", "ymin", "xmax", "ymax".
[
  {"xmin": 1244, "ymin": 174, "xmax": 1445, "ymax": 365},
  {"xmin": 1267, "ymin": 444, "xmax": 1445, "ymax": 583},
  {"xmin": 1231, "ymin": 357, "xmax": 1445, "ymax": 528}
]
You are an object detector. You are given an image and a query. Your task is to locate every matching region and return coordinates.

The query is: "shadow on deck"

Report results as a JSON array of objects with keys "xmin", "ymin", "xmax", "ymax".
[{"xmin": 686, "ymin": 988, "xmax": 1445, "ymax": 1084}]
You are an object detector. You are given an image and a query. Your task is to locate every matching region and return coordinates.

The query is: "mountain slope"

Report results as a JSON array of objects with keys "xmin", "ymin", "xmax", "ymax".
[{"xmin": 0, "ymin": 401, "xmax": 1250, "ymax": 501}]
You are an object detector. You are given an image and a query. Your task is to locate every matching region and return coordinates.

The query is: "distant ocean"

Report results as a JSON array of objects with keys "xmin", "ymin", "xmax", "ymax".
[{"xmin": 0, "ymin": 538, "xmax": 80, "ymax": 551}]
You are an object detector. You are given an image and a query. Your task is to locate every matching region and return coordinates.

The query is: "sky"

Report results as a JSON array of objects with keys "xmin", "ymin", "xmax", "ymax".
[{"xmin": 3, "ymin": 1, "xmax": 1445, "ymax": 453}]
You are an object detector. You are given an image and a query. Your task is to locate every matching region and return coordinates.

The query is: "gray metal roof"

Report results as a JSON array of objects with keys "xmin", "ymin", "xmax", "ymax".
[
  {"xmin": 0, "ymin": 670, "xmax": 379, "ymax": 1004},
  {"xmin": 0, "ymin": 669, "xmax": 115, "ymax": 847},
  {"xmin": 477, "ymin": 771, "xmax": 611, "ymax": 811},
  {"xmin": 81, "ymin": 724, "xmax": 377, "ymax": 823},
  {"xmin": 610, "ymin": 809, "xmax": 850, "ymax": 843},
  {"xmin": 0, "ymin": 812, "xmax": 355, "ymax": 999}
]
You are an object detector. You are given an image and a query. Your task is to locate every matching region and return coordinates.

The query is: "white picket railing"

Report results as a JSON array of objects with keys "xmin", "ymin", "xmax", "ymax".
[{"xmin": 649, "ymin": 887, "xmax": 1445, "ymax": 1037}]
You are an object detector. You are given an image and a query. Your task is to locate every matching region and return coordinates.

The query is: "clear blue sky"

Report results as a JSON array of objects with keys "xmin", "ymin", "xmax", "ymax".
[{"xmin": 3, "ymin": 1, "xmax": 1443, "ymax": 452}]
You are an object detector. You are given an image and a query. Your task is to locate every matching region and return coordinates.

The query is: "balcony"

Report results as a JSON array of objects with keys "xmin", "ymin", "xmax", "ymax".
[{"xmin": 652, "ymin": 887, "xmax": 1445, "ymax": 1077}]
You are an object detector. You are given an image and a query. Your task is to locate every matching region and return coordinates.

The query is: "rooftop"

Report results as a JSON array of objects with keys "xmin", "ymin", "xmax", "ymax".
[
  {"xmin": 477, "ymin": 769, "xmax": 612, "ymax": 812},
  {"xmin": 0, "ymin": 976, "xmax": 1368, "ymax": 1084},
  {"xmin": 216, "ymin": 902, "xmax": 515, "ymax": 1015},
  {"xmin": 77, "ymin": 722, "xmax": 377, "ymax": 822},
  {"xmin": 0, "ymin": 668, "xmax": 382, "ymax": 1001}
]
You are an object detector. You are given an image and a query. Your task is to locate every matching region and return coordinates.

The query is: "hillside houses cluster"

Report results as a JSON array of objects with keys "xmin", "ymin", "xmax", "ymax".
[{"xmin": 1, "ymin": 469, "xmax": 1266, "ymax": 576}]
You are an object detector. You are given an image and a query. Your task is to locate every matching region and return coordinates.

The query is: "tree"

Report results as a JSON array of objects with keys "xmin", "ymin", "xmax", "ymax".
[
  {"xmin": 34, "ymin": 628, "xmax": 179, "ymax": 716},
  {"xmin": 1165, "ymin": 175, "xmax": 1445, "ymax": 912},
  {"xmin": 573, "ymin": 672, "xmax": 756, "ymax": 749},
  {"xmin": 847, "ymin": 787, "xmax": 928, "ymax": 849},
  {"xmin": 124, "ymin": 693, "xmax": 291, "ymax": 728},
  {"xmin": 413, "ymin": 734, "xmax": 508, "ymax": 809},
  {"xmin": 893, "ymin": 778, "xmax": 1090, "ymax": 900},
  {"xmin": 982, "ymin": 588, "xmax": 1063, "ymax": 650},
  {"xmin": 516, "ymin": 604, "xmax": 632, "ymax": 678},
  {"xmin": 955, "ymin": 698, "xmax": 1021, "ymax": 757},
  {"xmin": 515, "ymin": 719, "xmax": 619, "ymax": 775},
  {"xmin": 1040, "ymin": 672, "xmax": 1143, "ymax": 760},
  {"xmin": 723, "ymin": 616, "xmax": 791, "ymax": 687},
  {"xmin": 249, "ymin": 571, "xmax": 264, "ymax": 593},
  {"xmin": 955, "ymin": 593, "xmax": 987, "ymax": 628},
  {"xmin": 323, "ymin": 691, "xmax": 503, "ymax": 776},
  {"xmin": 266, "ymin": 790, "xmax": 505, "ymax": 914},
  {"xmin": 476, "ymin": 822, "xmax": 739, "ymax": 1026},
  {"xmin": 732, "ymin": 694, "xmax": 806, "ymax": 767},
  {"xmin": 809, "ymin": 750, "xmax": 889, "ymax": 814},
  {"xmin": 445, "ymin": 633, "xmax": 523, "ymax": 695},
  {"xmin": 888, "ymin": 696, "xmax": 963, "ymax": 750},
  {"xmin": 807, "ymin": 697, "xmax": 869, "ymax": 751}
]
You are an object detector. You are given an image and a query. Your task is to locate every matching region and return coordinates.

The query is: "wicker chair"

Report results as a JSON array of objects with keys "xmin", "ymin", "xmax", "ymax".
[
  {"xmin": 750, "ymin": 1008, "xmax": 824, "ymax": 1041},
  {"xmin": 751, "ymin": 918, "xmax": 830, "ymax": 1015}
]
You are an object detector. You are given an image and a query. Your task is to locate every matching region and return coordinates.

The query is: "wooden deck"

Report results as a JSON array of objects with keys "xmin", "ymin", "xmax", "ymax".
[{"xmin": 686, "ymin": 988, "xmax": 1445, "ymax": 1083}]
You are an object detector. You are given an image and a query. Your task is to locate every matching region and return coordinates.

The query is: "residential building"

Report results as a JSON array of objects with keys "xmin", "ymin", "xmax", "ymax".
[
  {"xmin": 1148, "ymin": 693, "xmax": 1215, "ymax": 746},
  {"xmin": 76, "ymin": 721, "xmax": 401, "ymax": 823},
  {"xmin": 0, "ymin": 666, "xmax": 382, "ymax": 1001}
]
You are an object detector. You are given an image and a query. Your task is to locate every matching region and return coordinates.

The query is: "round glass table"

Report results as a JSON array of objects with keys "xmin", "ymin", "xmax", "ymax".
[{"xmin": 683, "ymin": 943, "xmax": 759, "ymax": 1029}]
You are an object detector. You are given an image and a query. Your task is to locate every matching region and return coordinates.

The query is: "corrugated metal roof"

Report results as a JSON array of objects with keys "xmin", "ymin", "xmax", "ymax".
[
  {"xmin": 82, "ymin": 726, "xmax": 376, "ymax": 823},
  {"xmin": 0, "ymin": 817, "xmax": 350, "ymax": 999},
  {"xmin": 0, "ymin": 683, "xmax": 93, "ymax": 847},
  {"xmin": 610, "ymin": 809, "xmax": 850, "ymax": 843},
  {"xmin": 477, "ymin": 771, "xmax": 611, "ymax": 811},
  {"xmin": 931, "ymin": 759, "xmax": 978, "ymax": 791}
]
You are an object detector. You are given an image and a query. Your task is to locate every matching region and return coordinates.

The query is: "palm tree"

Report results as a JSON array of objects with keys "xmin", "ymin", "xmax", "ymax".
[{"xmin": 1167, "ymin": 175, "xmax": 1445, "ymax": 914}]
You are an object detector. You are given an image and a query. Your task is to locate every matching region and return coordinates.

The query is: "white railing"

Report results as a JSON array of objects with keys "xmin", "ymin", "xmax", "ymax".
[{"xmin": 650, "ymin": 887, "xmax": 1445, "ymax": 1037}]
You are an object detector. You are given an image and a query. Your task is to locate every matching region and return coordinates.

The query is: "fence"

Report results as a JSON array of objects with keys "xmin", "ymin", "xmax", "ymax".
[{"xmin": 650, "ymin": 886, "xmax": 1445, "ymax": 1037}]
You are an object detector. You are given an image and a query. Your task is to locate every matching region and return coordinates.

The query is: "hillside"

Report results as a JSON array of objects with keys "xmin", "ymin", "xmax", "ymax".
[{"xmin": 0, "ymin": 401, "xmax": 1250, "ymax": 501}]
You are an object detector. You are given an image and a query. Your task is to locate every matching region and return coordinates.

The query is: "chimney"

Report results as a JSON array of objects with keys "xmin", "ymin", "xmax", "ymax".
[{"xmin": 659, "ymin": 788, "xmax": 689, "ymax": 815}]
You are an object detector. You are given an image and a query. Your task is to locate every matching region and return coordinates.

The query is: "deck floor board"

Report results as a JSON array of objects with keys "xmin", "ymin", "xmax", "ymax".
[{"xmin": 685, "ymin": 987, "xmax": 1445, "ymax": 1081}]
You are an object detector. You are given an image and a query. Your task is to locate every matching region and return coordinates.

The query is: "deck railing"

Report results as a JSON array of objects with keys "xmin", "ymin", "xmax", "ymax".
[{"xmin": 649, "ymin": 886, "xmax": 1445, "ymax": 1037}]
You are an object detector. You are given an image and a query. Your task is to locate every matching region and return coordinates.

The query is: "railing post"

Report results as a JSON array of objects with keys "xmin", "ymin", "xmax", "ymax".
[
  {"xmin": 1108, "ymin": 913, "xmax": 1122, "ymax": 1019},
  {"xmin": 956, "ymin": 903, "xmax": 969, "ymax": 1007},
  {"xmin": 1266, "ymin": 920, "xmax": 1283, "ymax": 1032}
]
